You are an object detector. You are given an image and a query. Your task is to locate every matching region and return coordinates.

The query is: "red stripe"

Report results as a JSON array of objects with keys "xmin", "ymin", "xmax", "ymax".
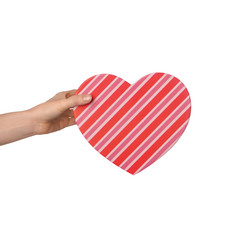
[
  {"xmin": 89, "ymin": 73, "xmax": 165, "ymax": 146},
  {"xmin": 113, "ymin": 88, "xmax": 189, "ymax": 166},
  {"xmin": 127, "ymin": 108, "xmax": 191, "ymax": 174},
  {"xmin": 79, "ymin": 81, "xmax": 130, "ymax": 134}
]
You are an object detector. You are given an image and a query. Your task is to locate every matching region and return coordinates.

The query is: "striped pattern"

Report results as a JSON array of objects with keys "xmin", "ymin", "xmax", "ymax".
[{"xmin": 74, "ymin": 73, "xmax": 191, "ymax": 174}]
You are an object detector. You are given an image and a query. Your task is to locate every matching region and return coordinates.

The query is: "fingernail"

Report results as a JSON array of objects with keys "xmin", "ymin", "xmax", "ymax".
[{"xmin": 83, "ymin": 95, "xmax": 92, "ymax": 102}]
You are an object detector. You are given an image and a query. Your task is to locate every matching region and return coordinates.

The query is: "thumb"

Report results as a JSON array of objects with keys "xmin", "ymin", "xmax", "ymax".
[
  {"xmin": 59, "ymin": 94, "xmax": 92, "ymax": 112},
  {"xmin": 66, "ymin": 94, "xmax": 92, "ymax": 108}
]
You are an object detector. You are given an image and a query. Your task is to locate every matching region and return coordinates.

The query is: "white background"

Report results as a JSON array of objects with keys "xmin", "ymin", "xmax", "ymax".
[{"xmin": 0, "ymin": 0, "xmax": 226, "ymax": 239}]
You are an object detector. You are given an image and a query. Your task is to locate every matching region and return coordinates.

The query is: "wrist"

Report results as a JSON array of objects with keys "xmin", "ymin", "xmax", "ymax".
[{"xmin": 24, "ymin": 109, "xmax": 40, "ymax": 136}]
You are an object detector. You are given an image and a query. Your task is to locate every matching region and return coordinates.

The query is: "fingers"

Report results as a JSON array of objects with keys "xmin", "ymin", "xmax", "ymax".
[
  {"xmin": 61, "ymin": 116, "xmax": 76, "ymax": 129},
  {"xmin": 58, "ymin": 94, "xmax": 92, "ymax": 112},
  {"xmin": 65, "ymin": 89, "xmax": 77, "ymax": 98},
  {"xmin": 64, "ymin": 109, "xmax": 74, "ymax": 117},
  {"xmin": 48, "ymin": 89, "xmax": 77, "ymax": 102},
  {"xmin": 67, "ymin": 117, "xmax": 76, "ymax": 127}
]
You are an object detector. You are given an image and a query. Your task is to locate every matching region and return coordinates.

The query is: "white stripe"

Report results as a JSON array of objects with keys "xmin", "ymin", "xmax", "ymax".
[
  {"xmin": 124, "ymin": 104, "xmax": 191, "ymax": 171},
  {"xmin": 96, "ymin": 75, "xmax": 174, "ymax": 152},
  {"xmin": 77, "ymin": 77, "xmax": 121, "ymax": 125},
  {"xmin": 73, "ymin": 74, "xmax": 108, "ymax": 110},
  {"xmin": 108, "ymin": 83, "xmax": 184, "ymax": 162},
  {"xmin": 84, "ymin": 73, "xmax": 156, "ymax": 140},
  {"xmin": 134, "ymin": 120, "xmax": 189, "ymax": 174}
]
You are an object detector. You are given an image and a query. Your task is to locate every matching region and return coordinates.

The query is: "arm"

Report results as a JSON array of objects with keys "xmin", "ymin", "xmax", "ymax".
[{"xmin": 0, "ymin": 90, "xmax": 92, "ymax": 146}]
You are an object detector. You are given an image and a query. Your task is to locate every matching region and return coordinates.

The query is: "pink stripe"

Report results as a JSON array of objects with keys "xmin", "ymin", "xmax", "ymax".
[
  {"xmin": 107, "ymin": 84, "xmax": 185, "ymax": 161},
  {"xmin": 94, "ymin": 74, "xmax": 172, "ymax": 151},
  {"xmin": 76, "ymin": 78, "xmax": 123, "ymax": 125},
  {"xmin": 83, "ymin": 74, "xmax": 155, "ymax": 139},
  {"xmin": 134, "ymin": 121, "xmax": 188, "ymax": 174},
  {"xmin": 120, "ymin": 99, "xmax": 190, "ymax": 169}
]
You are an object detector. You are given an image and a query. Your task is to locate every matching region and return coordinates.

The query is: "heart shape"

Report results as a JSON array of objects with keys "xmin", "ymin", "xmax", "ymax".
[{"xmin": 73, "ymin": 73, "xmax": 191, "ymax": 175}]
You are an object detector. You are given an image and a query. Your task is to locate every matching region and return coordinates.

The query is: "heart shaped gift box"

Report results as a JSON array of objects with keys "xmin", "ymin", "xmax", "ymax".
[{"xmin": 73, "ymin": 73, "xmax": 191, "ymax": 174}]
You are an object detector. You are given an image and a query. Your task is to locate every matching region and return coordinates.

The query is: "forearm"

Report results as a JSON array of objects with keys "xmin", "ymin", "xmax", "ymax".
[
  {"xmin": 0, "ymin": 90, "xmax": 91, "ymax": 145},
  {"xmin": 0, "ymin": 110, "xmax": 37, "ymax": 146}
]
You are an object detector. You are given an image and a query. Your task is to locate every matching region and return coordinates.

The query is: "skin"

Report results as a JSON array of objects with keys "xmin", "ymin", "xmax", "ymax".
[{"xmin": 0, "ymin": 89, "xmax": 92, "ymax": 146}]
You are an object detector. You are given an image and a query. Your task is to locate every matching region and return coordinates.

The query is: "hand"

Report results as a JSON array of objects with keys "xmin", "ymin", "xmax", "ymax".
[
  {"xmin": 29, "ymin": 89, "xmax": 92, "ymax": 135},
  {"xmin": 0, "ymin": 89, "xmax": 92, "ymax": 146}
]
